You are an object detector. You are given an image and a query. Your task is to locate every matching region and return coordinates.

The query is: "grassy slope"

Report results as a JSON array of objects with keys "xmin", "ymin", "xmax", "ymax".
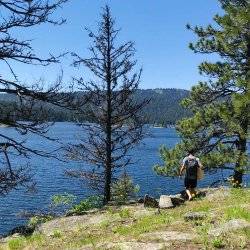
[{"xmin": 2, "ymin": 188, "xmax": 250, "ymax": 250}]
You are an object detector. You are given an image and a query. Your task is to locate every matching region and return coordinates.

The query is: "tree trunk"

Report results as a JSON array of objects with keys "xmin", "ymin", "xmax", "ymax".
[
  {"xmin": 103, "ymin": 14, "xmax": 112, "ymax": 205},
  {"xmin": 233, "ymin": 122, "xmax": 248, "ymax": 186},
  {"xmin": 233, "ymin": 139, "xmax": 246, "ymax": 185},
  {"xmin": 233, "ymin": 37, "xmax": 250, "ymax": 186}
]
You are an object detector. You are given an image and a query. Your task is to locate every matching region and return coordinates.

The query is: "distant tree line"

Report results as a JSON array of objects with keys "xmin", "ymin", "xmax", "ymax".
[{"xmin": 0, "ymin": 88, "xmax": 191, "ymax": 126}]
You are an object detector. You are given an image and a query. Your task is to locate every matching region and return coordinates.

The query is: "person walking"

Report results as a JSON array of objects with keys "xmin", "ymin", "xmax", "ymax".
[{"xmin": 180, "ymin": 149, "xmax": 203, "ymax": 200}]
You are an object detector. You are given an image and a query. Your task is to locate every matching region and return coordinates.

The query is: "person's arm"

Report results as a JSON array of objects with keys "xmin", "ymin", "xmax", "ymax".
[
  {"xmin": 179, "ymin": 163, "xmax": 186, "ymax": 176},
  {"xmin": 197, "ymin": 158, "xmax": 203, "ymax": 169}
]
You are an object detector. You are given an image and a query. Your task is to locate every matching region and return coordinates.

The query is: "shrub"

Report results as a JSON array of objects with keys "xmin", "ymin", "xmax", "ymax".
[
  {"xmin": 28, "ymin": 215, "xmax": 54, "ymax": 228},
  {"xmin": 51, "ymin": 193, "xmax": 76, "ymax": 207},
  {"xmin": 8, "ymin": 237, "xmax": 25, "ymax": 250},
  {"xmin": 67, "ymin": 196, "xmax": 103, "ymax": 215},
  {"xmin": 212, "ymin": 238, "xmax": 225, "ymax": 248},
  {"xmin": 111, "ymin": 172, "xmax": 140, "ymax": 204}
]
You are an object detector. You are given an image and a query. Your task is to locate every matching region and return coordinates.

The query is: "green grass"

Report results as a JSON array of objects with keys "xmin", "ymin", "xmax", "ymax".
[
  {"xmin": 8, "ymin": 237, "xmax": 26, "ymax": 250},
  {"xmin": 212, "ymin": 238, "xmax": 225, "ymax": 248},
  {"xmin": 224, "ymin": 206, "xmax": 250, "ymax": 221},
  {"xmin": 112, "ymin": 213, "xmax": 173, "ymax": 237},
  {"xmin": 118, "ymin": 208, "xmax": 131, "ymax": 218},
  {"xmin": 51, "ymin": 229, "xmax": 62, "ymax": 238},
  {"xmin": 1, "ymin": 188, "xmax": 249, "ymax": 250}
]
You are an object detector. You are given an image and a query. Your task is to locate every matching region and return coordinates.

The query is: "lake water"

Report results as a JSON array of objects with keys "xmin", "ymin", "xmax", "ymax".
[{"xmin": 0, "ymin": 122, "xmax": 249, "ymax": 235}]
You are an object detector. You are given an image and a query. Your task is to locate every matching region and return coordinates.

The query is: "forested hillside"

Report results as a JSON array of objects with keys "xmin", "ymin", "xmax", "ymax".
[
  {"xmin": 137, "ymin": 88, "xmax": 190, "ymax": 126},
  {"xmin": 0, "ymin": 88, "xmax": 190, "ymax": 126}
]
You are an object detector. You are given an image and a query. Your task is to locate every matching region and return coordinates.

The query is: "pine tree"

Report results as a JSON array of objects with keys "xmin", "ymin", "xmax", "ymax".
[
  {"xmin": 154, "ymin": 0, "xmax": 249, "ymax": 186},
  {"xmin": 67, "ymin": 6, "xmax": 148, "ymax": 204},
  {"xmin": 0, "ymin": 0, "xmax": 71, "ymax": 195}
]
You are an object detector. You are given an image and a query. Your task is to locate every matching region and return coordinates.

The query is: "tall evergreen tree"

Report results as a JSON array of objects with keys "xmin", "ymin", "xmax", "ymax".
[
  {"xmin": 154, "ymin": 0, "xmax": 249, "ymax": 185},
  {"xmin": 67, "ymin": 6, "xmax": 148, "ymax": 204}
]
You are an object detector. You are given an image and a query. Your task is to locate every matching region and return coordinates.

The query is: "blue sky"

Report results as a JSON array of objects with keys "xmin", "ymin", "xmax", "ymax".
[{"xmin": 8, "ymin": 0, "xmax": 223, "ymax": 90}]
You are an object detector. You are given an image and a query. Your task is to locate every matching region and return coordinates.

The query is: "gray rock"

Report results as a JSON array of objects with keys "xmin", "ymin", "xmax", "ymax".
[
  {"xmin": 7, "ymin": 225, "xmax": 34, "ymax": 236},
  {"xmin": 197, "ymin": 187, "xmax": 230, "ymax": 201},
  {"xmin": 36, "ymin": 214, "xmax": 108, "ymax": 236},
  {"xmin": 144, "ymin": 194, "xmax": 158, "ymax": 208},
  {"xmin": 66, "ymin": 208, "xmax": 100, "ymax": 216},
  {"xmin": 184, "ymin": 212, "xmax": 207, "ymax": 221},
  {"xmin": 134, "ymin": 209, "xmax": 156, "ymax": 219},
  {"xmin": 142, "ymin": 231, "xmax": 196, "ymax": 242},
  {"xmin": 159, "ymin": 195, "xmax": 174, "ymax": 209},
  {"xmin": 138, "ymin": 197, "xmax": 144, "ymax": 203},
  {"xmin": 169, "ymin": 194, "xmax": 185, "ymax": 206},
  {"xmin": 0, "ymin": 233, "xmax": 22, "ymax": 244},
  {"xmin": 208, "ymin": 219, "xmax": 250, "ymax": 237},
  {"xmin": 98, "ymin": 241, "xmax": 168, "ymax": 250}
]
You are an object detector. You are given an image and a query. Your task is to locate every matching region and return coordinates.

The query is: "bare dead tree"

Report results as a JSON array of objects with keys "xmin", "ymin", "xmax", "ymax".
[
  {"xmin": 67, "ymin": 6, "xmax": 149, "ymax": 205},
  {"xmin": 0, "ymin": 0, "xmax": 75, "ymax": 195}
]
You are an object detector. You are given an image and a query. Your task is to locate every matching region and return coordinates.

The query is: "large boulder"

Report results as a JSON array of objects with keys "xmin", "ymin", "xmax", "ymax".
[
  {"xmin": 141, "ymin": 231, "xmax": 197, "ymax": 242},
  {"xmin": 96, "ymin": 241, "xmax": 168, "ymax": 250},
  {"xmin": 36, "ymin": 214, "xmax": 108, "ymax": 236},
  {"xmin": 143, "ymin": 194, "xmax": 158, "ymax": 208},
  {"xmin": 208, "ymin": 219, "xmax": 250, "ymax": 237},
  {"xmin": 159, "ymin": 195, "xmax": 174, "ymax": 209}
]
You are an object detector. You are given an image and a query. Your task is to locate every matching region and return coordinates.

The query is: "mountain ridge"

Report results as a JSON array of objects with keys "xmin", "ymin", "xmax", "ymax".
[{"xmin": 0, "ymin": 88, "xmax": 191, "ymax": 125}]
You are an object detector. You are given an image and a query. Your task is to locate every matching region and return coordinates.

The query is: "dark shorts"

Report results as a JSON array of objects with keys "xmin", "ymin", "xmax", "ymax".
[{"xmin": 184, "ymin": 178, "xmax": 197, "ymax": 188}]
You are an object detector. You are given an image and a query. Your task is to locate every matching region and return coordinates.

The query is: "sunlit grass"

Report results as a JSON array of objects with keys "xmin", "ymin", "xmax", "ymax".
[
  {"xmin": 1, "ymin": 188, "xmax": 249, "ymax": 250},
  {"xmin": 224, "ymin": 206, "xmax": 250, "ymax": 221}
]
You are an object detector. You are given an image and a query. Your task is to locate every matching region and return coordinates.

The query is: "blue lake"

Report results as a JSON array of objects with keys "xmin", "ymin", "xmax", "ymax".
[{"xmin": 0, "ymin": 122, "xmax": 249, "ymax": 235}]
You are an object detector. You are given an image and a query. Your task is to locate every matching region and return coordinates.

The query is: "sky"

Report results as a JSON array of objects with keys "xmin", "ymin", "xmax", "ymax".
[{"xmin": 6, "ymin": 0, "xmax": 223, "ymax": 90}]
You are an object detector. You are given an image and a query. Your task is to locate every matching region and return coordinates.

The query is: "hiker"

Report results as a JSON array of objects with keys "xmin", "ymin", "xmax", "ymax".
[{"xmin": 179, "ymin": 149, "xmax": 203, "ymax": 201}]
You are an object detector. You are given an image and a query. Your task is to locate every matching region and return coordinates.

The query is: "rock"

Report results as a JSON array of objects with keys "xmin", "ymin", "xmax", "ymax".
[
  {"xmin": 141, "ymin": 231, "xmax": 196, "ymax": 242},
  {"xmin": 66, "ymin": 208, "xmax": 100, "ymax": 216},
  {"xmin": 208, "ymin": 219, "xmax": 250, "ymax": 237},
  {"xmin": 195, "ymin": 191, "xmax": 206, "ymax": 198},
  {"xmin": 197, "ymin": 187, "xmax": 230, "ymax": 201},
  {"xmin": 159, "ymin": 195, "xmax": 174, "ymax": 209},
  {"xmin": 180, "ymin": 190, "xmax": 189, "ymax": 200},
  {"xmin": 134, "ymin": 209, "xmax": 156, "ymax": 219},
  {"xmin": 169, "ymin": 194, "xmax": 185, "ymax": 206},
  {"xmin": 0, "ymin": 233, "xmax": 22, "ymax": 244},
  {"xmin": 97, "ymin": 241, "xmax": 168, "ymax": 250},
  {"xmin": 143, "ymin": 194, "xmax": 158, "ymax": 208},
  {"xmin": 7, "ymin": 225, "xmax": 34, "ymax": 236},
  {"xmin": 138, "ymin": 197, "xmax": 144, "ymax": 203},
  {"xmin": 36, "ymin": 214, "xmax": 108, "ymax": 236},
  {"xmin": 184, "ymin": 212, "xmax": 207, "ymax": 221}
]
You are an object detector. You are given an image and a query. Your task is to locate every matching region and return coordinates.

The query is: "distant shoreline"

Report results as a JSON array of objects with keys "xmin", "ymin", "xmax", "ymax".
[{"xmin": 0, "ymin": 124, "xmax": 10, "ymax": 128}]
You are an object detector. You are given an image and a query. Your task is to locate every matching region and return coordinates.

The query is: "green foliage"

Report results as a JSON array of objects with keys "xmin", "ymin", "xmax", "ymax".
[
  {"xmin": 51, "ymin": 193, "xmax": 76, "ymax": 207},
  {"xmin": 28, "ymin": 215, "xmax": 53, "ymax": 228},
  {"xmin": 155, "ymin": 0, "xmax": 249, "ymax": 181},
  {"xmin": 67, "ymin": 196, "xmax": 103, "ymax": 215},
  {"xmin": 224, "ymin": 206, "xmax": 250, "ymax": 221},
  {"xmin": 112, "ymin": 213, "xmax": 173, "ymax": 236},
  {"xmin": 111, "ymin": 172, "xmax": 140, "ymax": 204},
  {"xmin": 52, "ymin": 230, "xmax": 62, "ymax": 238},
  {"xmin": 212, "ymin": 238, "xmax": 225, "ymax": 248},
  {"xmin": 49, "ymin": 193, "xmax": 76, "ymax": 216},
  {"xmin": 118, "ymin": 208, "xmax": 131, "ymax": 218},
  {"xmin": 8, "ymin": 237, "xmax": 26, "ymax": 250}
]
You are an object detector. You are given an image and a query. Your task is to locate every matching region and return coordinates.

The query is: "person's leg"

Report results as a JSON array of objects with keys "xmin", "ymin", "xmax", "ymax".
[
  {"xmin": 190, "ymin": 179, "xmax": 197, "ymax": 198},
  {"xmin": 186, "ymin": 188, "xmax": 192, "ymax": 200},
  {"xmin": 190, "ymin": 188, "xmax": 196, "ymax": 198}
]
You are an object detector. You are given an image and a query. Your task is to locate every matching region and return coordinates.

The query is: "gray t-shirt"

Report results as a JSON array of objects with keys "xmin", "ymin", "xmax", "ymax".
[{"xmin": 183, "ymin": 155, "xmax": 201, "ymax": 167}]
